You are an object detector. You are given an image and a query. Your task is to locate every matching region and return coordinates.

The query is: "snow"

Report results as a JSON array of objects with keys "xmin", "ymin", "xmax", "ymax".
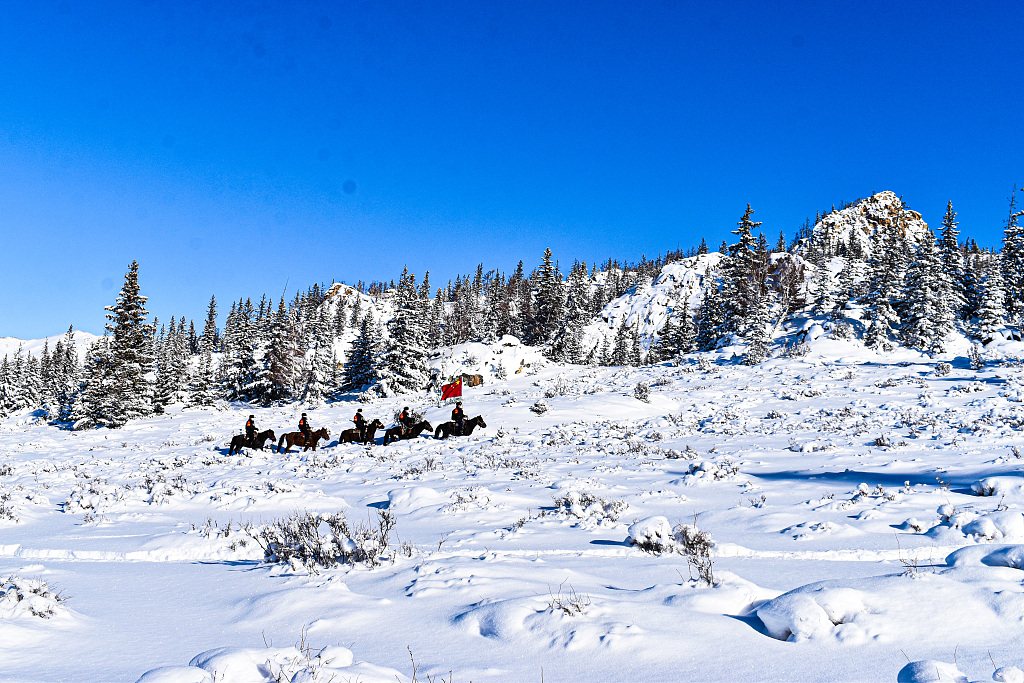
[{"xmin": 3, "ymin": 339, "xmax": 1024, "ymax": 680}]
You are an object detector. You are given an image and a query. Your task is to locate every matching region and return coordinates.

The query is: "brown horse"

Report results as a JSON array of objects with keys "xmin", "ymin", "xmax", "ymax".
[
  {"xmin": 383, "ymin": 420, "xmax": 433, "ymax": 445},
  {"xmin": 277, "ymin": 427, "xmax": 330, "ymax": 453},
  {"xmin": 228, "ymin": 429, "xmax": 277, "ymax": 455},
  {"xmin": 340, "ymin": 418, "xmax": 385, "ymax": 444},
  {"xmin": 434, "ymin": 415, "xmax": 486, "ymax": 439}
]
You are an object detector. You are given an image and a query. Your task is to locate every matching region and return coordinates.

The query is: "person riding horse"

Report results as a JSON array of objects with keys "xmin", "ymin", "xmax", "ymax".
[
  {"xmin": 399, "ymin": 407, "xmax": 415, "ymax": 436},
  {"xmin": 353, "ymin": 408, "xmax": 367, "ymax": 441},
  {"xmin": 245, "ymin": 415, "xmax": 257, "ymax": 444},
  {"xmin": 299, "ymin": 412, "xmax": 311, "ymax": 442},
  {"xmin": 451, "ymin": 401, "xmax": 465, "ymax": 436}
]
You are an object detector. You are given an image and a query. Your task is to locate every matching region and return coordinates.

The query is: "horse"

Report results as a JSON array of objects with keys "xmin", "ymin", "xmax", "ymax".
[
  {"xmin": 228, "ymin": 429, "xmax": 277, "ymax": 455},
  {"xmin": 277, "ymin": 427, "xmax": 330, "ymax": 453},
  {"xmin": 383, "ymin": 420, "xmax": 433, "ymax": 445},
  {"xmin": 340, "ymin": 419, "xmax": 385, "ymax": 445},
  {"xmin": 434, "ymin": 415, "xmax": 486, "ymax": 439}
]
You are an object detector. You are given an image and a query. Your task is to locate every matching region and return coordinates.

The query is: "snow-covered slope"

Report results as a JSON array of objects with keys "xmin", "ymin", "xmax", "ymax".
[
  {"xmin": 0, "ymin": 331, "xmax": 101, "ymax": 360},
  {"xmin": 583, "ymin": 253, "xmax": 722, "ymax": 351},
  {"xmin": 2, "ymin": 343, "xmax": 1024, "ymax": 681}
]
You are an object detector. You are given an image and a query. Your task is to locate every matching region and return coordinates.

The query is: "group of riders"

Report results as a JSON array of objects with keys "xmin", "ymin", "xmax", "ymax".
[{"xmin": 241, "ymin": 400, "xmax": 469, "ymax": 447}]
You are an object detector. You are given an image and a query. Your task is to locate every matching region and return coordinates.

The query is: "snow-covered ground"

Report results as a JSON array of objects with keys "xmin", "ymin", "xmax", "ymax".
[{"xmin": 3, "ymin": 340, "xmax": 1024, "ymax": 681}]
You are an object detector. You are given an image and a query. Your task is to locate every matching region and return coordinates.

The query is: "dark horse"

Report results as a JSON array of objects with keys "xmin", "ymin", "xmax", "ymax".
[
  {"xmin": 434, "ymin": 415, "xmax": 486, "ymax": 439},
  {"xmin": 340, "ymin": 418, "xmax": 385, "ymax": 444},
  {"xmin": 383, "ymin": 420, "xmax": 433, "ymax": 445},
  {"xmin": 228, "ymin": 429, "xmax": 277, "ymax": 455},
  {"xmin": 277, "ymin": 427, "xmax": 330, "ymax": 453}
]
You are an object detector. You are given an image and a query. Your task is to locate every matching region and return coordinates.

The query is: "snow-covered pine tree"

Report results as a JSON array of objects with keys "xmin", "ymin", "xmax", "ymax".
[
  {"xmin": 977, "ymin": 254, "xmax": 1007, "ymax": 339},
  {"xmin": 103, "ymin": 261, "xmax": 154, "ymax": 423},
  {"xmin": 263, "ymin": 296, "xmax": 297, "ymax": 402},
  {"xmin": 1000, "ymin": 187, "xmax": 1024, "ymax": 320},
  {"xmin": 378, "ymin": 267, "xmax": 431, "ymax": 396},
  {"xmin": 901, "ymin": 229, "xmax": 954, "ymax": 355},
  {"xmin": 340, "ymin": 309, "xmax": 384, "ymax": 392},
  {"xmin": 50, "ymin": 326, "xmax": 80, "ymax": 422},
  {"xmin": 721, "ymin": 205, "xmax": 761, "ymax": 335},
  {"xmin": 743, "ymin": 290, "xmax": 772, "ymax": 364},
  {"xmin": 299, "ymin": 305, "xmax": 333, "ymax": 406},
  {"xmin": 72, "ymin": 336, "xmax": 119, "ymax": 429},
  {"xmin": 650, "ymin": 297, "xmax": 695, "ymax": 361},
  {"xmin": 189, "ymin": 294, "xmax": 219, "ymax": 406},
  {"xmin": 531, "ymin": 248, "xmax": 564, "ymax": 344},
  {"xmin": 939, "ymin": 201, "xmax": 967, "ymax": 319},
  {"xmin": 864, "ymin": 214, "xmax": 907, "ymax": 351},
  {"xmin": 550, "ymin": 261, "xmax": 589, "ymax": 363},
  {"xmin": 695, "ymin": 269, "xmax": 726, "ymax": 352}
]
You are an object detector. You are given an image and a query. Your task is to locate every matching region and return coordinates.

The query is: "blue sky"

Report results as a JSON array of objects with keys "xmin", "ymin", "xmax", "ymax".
[{"xmin": 0, "ymin": 0, "xmax": 1020, "ymax": 338}]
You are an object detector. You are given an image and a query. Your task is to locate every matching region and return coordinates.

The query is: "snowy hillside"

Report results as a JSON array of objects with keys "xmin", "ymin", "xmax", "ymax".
[
  {"xmin": 583, "ymin": 253, "xmax": 721, "ymax": 352},
  {"xmin": 809, "ymin": 190, "xmax": 931, "ymax": 256},
  {"xmin": 3, "ymin": 341, "xmax": 1024, "ymax": 681},
  {"xmin": 0, "ymin": 331, "xmax": 100, "ymax": 360}
]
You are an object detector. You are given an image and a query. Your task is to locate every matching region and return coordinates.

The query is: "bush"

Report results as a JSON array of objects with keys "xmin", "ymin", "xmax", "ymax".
[
  {"xmin": 0, "ymin": 576, "xmax": 68, "ymax": 619},
  {"xmin": 247, "ymin": 510, "xmax": 397, "ymax": 573},
  {"xmin": 935, "ymin": 362, "xmax": 952, "ymax": 377},
  {"xmin": 969, "ymin": 343, "xmax": 984, "ymax": 370},
  {"xmin": 633, "ymin": 381, "xmax": 651, "ymax": 403},
  {"xmin": 531, "ymin": 400, "xmax": 548, "ymax": 414},
  {"xmin": 495, "ymin": 364, "xmax": 508, "ymax": 380}
]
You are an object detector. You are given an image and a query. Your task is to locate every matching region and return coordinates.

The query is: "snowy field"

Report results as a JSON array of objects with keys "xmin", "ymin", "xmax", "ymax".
[{"xmin": 3, "ymin": 340, "xmax": 1024, "ymax": 682}]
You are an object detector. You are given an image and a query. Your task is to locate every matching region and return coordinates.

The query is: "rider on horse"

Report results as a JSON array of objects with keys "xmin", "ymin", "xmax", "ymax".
[
  {"xmin": 451, "ymin": 401, "xmax": 465, "ymax": 436},
  {"xmin": 299, "ymin": 413, "xmax": 311, "ymax": 442},
  {"xmin": 245, "ymin": 415, "xmax": 257, "ymax": 443},
  {"xmin": 399, "ymin": 407, "xmax": 415, "ymax": 436},
  {"xmin": 353, "ymin": 408, "xmax": 367, "ymax": 441}
]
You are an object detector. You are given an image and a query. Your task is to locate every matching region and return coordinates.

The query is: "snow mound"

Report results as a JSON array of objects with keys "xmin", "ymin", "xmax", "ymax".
[
  {"xmin": 135, "ymin": 645, "xmax": 404, "ymax": 683},
  {"xmin": 756, "ymin": 585, "xmax": 872, "ymax": 642},
  {"xmin": 973, "ymin": 477, "xmax": 1024, "ymax": 498},
  {"xmin": 626, "ymin": 516, "xmax": 674, "ymax": 552},
  {"xmin": 387, "ymin": 486, "xmax": 444, "ymax": 514},
  {"xmin": 896, "ymin": 660, "xmax": 967, "ymax": 683}
]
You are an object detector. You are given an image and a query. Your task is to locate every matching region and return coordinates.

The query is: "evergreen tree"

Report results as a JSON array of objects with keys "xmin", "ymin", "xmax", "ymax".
[
  {"xmin": 743, "ymin": 290, "xmax": 772, "ymax": 364},
  {"xmin": 72, "ymin": 337, "xmax": 120, "ymax": 428},
  {"xmin": 1000, "ymin": 187, "xmax": 1024, "ymax": 319},
  {"xmin": 378, "ymin": 267, "xmax": 431, "ymax": 396},
  {"xmin": 864, "ymin": 214, "xmax": 907, "ymax": 351},
  {"xmin": 650, "ymin": 297, "xmax": 695, "ymax": 361},
  {"xmin": 939, "ymin": 201, "xmax": 967, "ymax": 319},
  {"xmin": 977, "ymin": 254, "xmax": 1007, "ymax": 338},
  {"xmin": 902, "ymin": 230, "xmax": 954, "ymax": 355},
  {"xmin": 103, "ymin": 261, "xmax": 154, "ymax": 423},
  {"xmin": 531, "ymin": 248, "xmax": 564, "ymax": 343},
  {"xmin": 695, "ymin": 270, "xmax": 726, "ymax": 352},
  {"xmin": 340, "ymin": 310, "xmax": 384, "ymax": 392},
  {"xmin": 720, "ymin": 205, "xmax": 762, "ymax": 334},
  {"xmin": 550, "ymin": 261, "xmax": 589, "ymax": 363}
]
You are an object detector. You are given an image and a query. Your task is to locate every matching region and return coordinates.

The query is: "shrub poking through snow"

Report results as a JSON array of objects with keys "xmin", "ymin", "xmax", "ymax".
[
  {"xmin": 0, "ymin": 576, "xmax": 68, "ymax": 619},
  {"xmin": 633, "ymin": 381, "xmax": 651, "ymax": 403},
  {"xmin": 969, "ymin": 342, "xmax": 984, "ymax": 370},
  {"xmin": 248, "ymin": 510, "xmax": 397, "ymax": 573},
  {"xmin": 934, "ymin": 362, "xmax": 952, "ymax": 377},
  {"xmin": 627, "ymin": 515, "xmax": 716, "ymax": 585},
  {"xmin": 547, "ymin": 580, "xmax": 591, "ymax": 616},
  {"xmin": 530, "ymin": 400, "xmax": 548, "ymax": 414},
  {"xmin": 552, "ymin": 490, "xmax": 628, "ymax": 526}
]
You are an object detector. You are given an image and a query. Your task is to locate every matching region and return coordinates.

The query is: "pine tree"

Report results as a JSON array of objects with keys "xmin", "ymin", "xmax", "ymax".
[
  {"xmin": 939, "ymin": 201, "xmax": 967, "ymax": 319},
  {"xmin": 864, "ymin": 214, "xmax": 908, "ymax": 351},
  {"xmin": 695, "ymin": 269, "xmax": 726, "ymax": 352},
  {"xmin": 743, "ymin": 291, "xmax": 772, "ymax": 364},
  {"xmin": 1000, "ymin": 187, "xmax": 1024, "ymax": 320},
  {"xmin": 720, "ymin": 205, "xmax": 762, "ymax": 335},
  {"xmin": 341, "ymin": 310, "xmax": 384, "ymax": 392},
  {"xmin": 550, "ymin": 261, "xmax": 589, "ymax": 363},
  {"xmin": 378, "ymin": 267, "xmax": 431, "ymax": 396},
  {"xmin": 72, "ymin": 337, "xmax": 120, "ymax": 428},
  {"xmin": 977, "ymin": 254, "xmax": 1007, "ymax": 338},
  {"xmin": 103, "ymin": 261, "xmax": 154, "ymax": 424},
  {"xmin": 531, "ymin": 248, "xmax": 564, "ymax": 343},
  {"xmin": 902, "ymin": 230, "xmax": 954, "ymax": 355},
  {"xmin": 650, "ymin": 297, "xmax": 695, "ymax": 361}
]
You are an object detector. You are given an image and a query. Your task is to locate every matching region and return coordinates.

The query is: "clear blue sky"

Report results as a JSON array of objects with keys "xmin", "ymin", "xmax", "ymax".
[{"xmin": 1, "ymin": 0, "xmax": 1020, "ymax": 338}]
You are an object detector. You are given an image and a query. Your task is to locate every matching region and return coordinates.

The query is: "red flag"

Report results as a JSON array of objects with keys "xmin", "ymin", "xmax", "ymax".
[{"xmin": 441, "ymin": 377, "xmax": 463, "ymax": 403}]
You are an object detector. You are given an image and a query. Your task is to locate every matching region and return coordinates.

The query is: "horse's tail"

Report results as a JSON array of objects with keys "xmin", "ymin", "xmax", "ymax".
[
  {"xmin": 434, "ymin": 424, "xmax": 444, "ymax": 439},
  {"xmin": 277, "ymin": 434, "xmax": 286, "ymax": 452}
]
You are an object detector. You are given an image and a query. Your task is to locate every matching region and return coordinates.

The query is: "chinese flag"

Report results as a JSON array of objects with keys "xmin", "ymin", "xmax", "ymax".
[{"xmin": 441, "ymin": 377, "xmax": 463, "ymax": 401}]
